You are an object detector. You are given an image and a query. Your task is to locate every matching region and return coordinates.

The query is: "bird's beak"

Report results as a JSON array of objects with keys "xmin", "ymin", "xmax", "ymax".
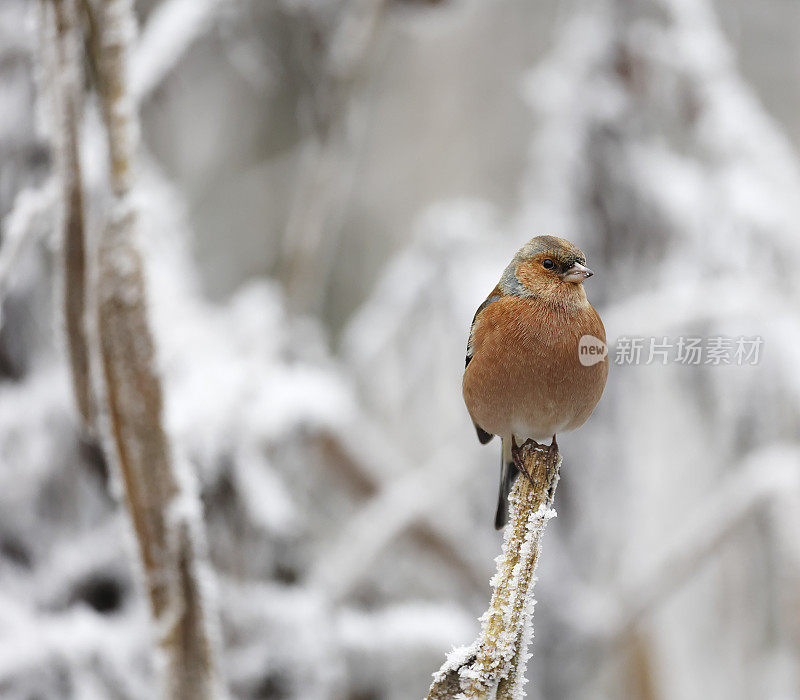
[{"xmin": 562, "ymin": 262, "xmax": 594, "ymax": 283}]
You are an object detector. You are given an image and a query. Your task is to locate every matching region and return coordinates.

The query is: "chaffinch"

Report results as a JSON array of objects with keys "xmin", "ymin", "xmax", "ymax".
[{"xmin": 462, "ymin": 235, "xmax": 608, "ymax": 529}]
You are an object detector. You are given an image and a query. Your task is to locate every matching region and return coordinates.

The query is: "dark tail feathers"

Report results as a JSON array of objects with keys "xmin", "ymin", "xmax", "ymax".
[{"xmin": 494, "ymin": 437, "xmax": 519, "ymax": 530}]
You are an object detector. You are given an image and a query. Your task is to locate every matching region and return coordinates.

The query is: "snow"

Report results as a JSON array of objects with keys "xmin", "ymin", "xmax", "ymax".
[{"xmin": 0, "ymin": 181, "xmax": 56, "ymax": 313}]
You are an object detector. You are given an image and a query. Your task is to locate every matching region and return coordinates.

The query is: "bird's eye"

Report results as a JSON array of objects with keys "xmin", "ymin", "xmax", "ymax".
[{"xmin": 542, "ymin": 259, "xmax": 554, "ymax": 269}]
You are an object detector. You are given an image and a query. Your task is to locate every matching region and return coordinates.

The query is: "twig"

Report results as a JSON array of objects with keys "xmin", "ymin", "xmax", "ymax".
[
  {"xmin": 81, "ymin": 0, "xmax": 222, "ymax": 112},
  {"xmin": 43, "ymin": 0, "xmax": 95, "ymax": 433},
  {"xmin": 86, "ymin": 0, "xmax": 225, "ymax": 696},
  {"xmin": 427, "ymin": 441, "xmax": 562, "ymax": 699}
]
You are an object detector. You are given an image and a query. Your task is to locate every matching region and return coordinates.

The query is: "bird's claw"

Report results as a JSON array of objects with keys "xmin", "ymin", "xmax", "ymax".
[
  {"xmin": 511, "ymin": 437, "xmax": 537, "ymax": 486},
  {"xmin": 511, "ymin": 435, "xmax": 559, "ymax": 487}
]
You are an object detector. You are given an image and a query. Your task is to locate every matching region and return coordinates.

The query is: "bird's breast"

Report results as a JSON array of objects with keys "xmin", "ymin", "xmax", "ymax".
[{"xmin": 462, "ymin": 295, "xmax": 608, "ymax": 441}]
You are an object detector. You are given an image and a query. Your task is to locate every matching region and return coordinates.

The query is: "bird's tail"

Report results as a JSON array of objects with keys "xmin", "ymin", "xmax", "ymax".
[{"xmin": 494, "ymin": 437, "xmax": 519, "ymax": 530}]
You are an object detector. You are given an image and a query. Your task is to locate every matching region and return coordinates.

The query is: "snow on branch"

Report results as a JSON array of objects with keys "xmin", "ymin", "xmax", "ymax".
[{"xmin": 427, "ymin": 441, "xmax": 562, "ymax": 699}]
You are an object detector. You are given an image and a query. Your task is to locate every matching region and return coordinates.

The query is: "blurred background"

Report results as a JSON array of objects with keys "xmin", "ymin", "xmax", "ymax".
[{"xmin": 1, "ymin": 0, "xmax": 800, "ymax": 698}]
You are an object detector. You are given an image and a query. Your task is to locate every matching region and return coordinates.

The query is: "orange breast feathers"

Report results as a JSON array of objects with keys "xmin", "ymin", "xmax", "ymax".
[{"xmin": 462, "ymin": 293, "xmax": 608, "ymax": 442}]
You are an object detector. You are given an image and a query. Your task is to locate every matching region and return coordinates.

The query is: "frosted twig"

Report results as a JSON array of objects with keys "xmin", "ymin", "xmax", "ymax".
[
  {"xmin": 427, "ymin": 441, "xmax": 562, "ymax": 699},
  {"xmin": 41, "ymin": 0, "xmax": 95, "ymax": 433},
  {"xmin": 81, "ymin": 0, "xmax": 224, "ymax": 109},
  {"xmin": 84, "ymin": 0, "xmax": 225, "ymax": 696}
]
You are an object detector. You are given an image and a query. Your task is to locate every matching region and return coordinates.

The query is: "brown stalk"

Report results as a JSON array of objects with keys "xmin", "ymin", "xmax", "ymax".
[
  {"xmin": 83, "ymin": 0, "xmax": 223, "ymax": 695},
  {"xmin": 47, "ymin": 0, "xmax": 94, "ymax": 432}
]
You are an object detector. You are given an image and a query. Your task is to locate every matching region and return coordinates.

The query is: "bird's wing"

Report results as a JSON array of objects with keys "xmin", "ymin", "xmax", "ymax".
[
  {"xmin": 465, "ymin": 287, "xmax": 502, "ymax": 368},
  {"xmin": 466, "ymin": 286, "xmax": 502, "ymax": 444}
]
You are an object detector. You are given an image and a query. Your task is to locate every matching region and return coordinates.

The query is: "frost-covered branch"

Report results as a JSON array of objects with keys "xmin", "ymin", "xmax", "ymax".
[
  {"xmin": 81, "ymin": 0, "xmax": 222, "ymax": 110},
  {"xmin": 41, "ymin": 0, "xmax": 94, "ymax": 433},
  {"xmin": 427, "ymin": 441, "xmax": 562, "ymax": 699},
  {"xmin": 86, "ymin": 0, "xmax": 224, "ymax": 696}
]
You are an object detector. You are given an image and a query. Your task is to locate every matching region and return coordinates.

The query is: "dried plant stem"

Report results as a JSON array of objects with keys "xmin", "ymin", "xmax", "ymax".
[
  {"xmin": 427, "ymin": 441, "xmax": 562, "ymax": 699},
  {"xmin": 45, "ymin": 0, "xmax": 95, "ymax": 433},
  {"xmin": 88, "ymin": 0, "xmax": 223, "ymax": 696}
]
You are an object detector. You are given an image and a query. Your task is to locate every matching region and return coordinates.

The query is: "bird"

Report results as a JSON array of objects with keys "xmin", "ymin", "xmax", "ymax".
[{"xmin": 462, "ymin": 235, "xmax": 608, "ymax": 529}]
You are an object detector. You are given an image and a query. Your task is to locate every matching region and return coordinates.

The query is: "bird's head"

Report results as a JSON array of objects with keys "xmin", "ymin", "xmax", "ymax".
[{"xmin": 500, "ymin": 235, "xmax": 593, "ymax": 299}]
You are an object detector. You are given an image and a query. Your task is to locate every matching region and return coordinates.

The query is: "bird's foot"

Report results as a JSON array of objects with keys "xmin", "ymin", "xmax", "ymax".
[
  {"xmin": 511, "ymin": 435, "xmax": 560, "ymax": 487},
  {"xmin": 519, "ymin": 437, "xmax": 552, "ymax": 454},
  {"xmin": 511, "ymin": 436, "xmax": 537, "ymax": 486}
]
